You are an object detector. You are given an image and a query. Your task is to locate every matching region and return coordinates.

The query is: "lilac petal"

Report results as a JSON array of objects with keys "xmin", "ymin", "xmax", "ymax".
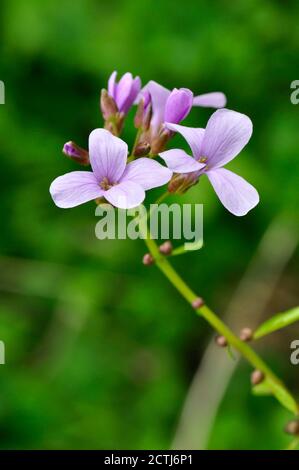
[
  {"xmin": 121, "ymin": 76, "xmax": 141, "ymax": 114},
  {"xmin": 108, "ymin": 71, "xmax": 117, "ymax": 98},
  {"xmin": 164, "ymin": 88, "xmax": 193, "ymax": 124},
  {"xmin": 121, "ymin": 158, "xmax": 172, "ymax": 190},
  {"xmin": 50, "ymin": 171, "xmax": 104, "ymax": 208},
  {"xmin": 104, "ymin": 180, "xmax": 145, "ymax": 209},
  {"xmin": 115, "ymin": 72, "xmax": 134, "ymax": 112},
  {"xmin": 142, "ymin": 81, "xmax": 170, "ymax": 132},
  {"xmin": 193, "ymin": 92, "xmax": 227, "ymax": 108},
  {"xmin": 88, "ymin": 129, "xmax": 127, "ymax": 183},
  {"xmin": 202, "ymin": 109, "xmax": 253, "ymax": 169},
  {"xmin": 164, "ymin": 122, "xmax": 205, "ymax": 159},
  {"xmin": 159, "ymin": 149, "xmax": 204, "ymax": 174},
  {"xmin": 207, "ymin": 168, "xmax": 259, "ymax": 216}
]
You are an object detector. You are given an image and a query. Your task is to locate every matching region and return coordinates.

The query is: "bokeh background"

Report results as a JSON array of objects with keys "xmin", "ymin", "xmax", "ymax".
[{"xmin": 0, "ymin": 0, "xmax": 298, "ymax": 450}]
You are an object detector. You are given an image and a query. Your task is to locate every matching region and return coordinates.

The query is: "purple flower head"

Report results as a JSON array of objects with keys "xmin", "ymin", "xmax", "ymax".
[
  {"xmin": 139, "ymin": 81, "xmax": 227, "ymax": 134},
  {"xmin": 108, "ymin": 71, "xmax": 141, "ymax": 114},
  {"xmin": 159, "ymin": 109, "xmax": 259, "ymax": 216},
  {"xmin": 50, "ymin": 129, "xmax": 172, "ymax": 210},
  {"xmin": 164, "ymin": 88, "xmax": 193, "ymax": 124}
]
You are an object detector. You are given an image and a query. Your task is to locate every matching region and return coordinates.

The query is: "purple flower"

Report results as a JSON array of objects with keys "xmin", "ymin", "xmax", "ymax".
[
  {"xmin": 159, "ymin": 109, "xmax": 259, "ymax": 216},
  {"xmin": 108, "ymin": 71, "xmax": 141, "ymax": 114},
  {"xmin": 139, "ymin": 81, "xmax": 226, "ymax": 133},
  {"xmin": 50, "ymin": 129, "xmax": 172, "ymax": 209},
  {"xmin": 193, "ymin": 92, "xmax": 227, "ymax": 108}
]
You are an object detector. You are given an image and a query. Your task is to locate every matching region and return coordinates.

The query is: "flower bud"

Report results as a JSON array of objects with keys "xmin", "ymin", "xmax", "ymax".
[
  {"xmin": 134, "ymin": 91, "xmax": 152, "ymax": 129},
  {"xmin": 100, "ymin": 89, "xmax": 118, "ymax": 120},
  {"xmin": 108, "ymin": 71, "xmax": 141, "ymax": 114},
  {"xmin": 151, "ymin": 129, "xmax": 171, "ymax": 154},
  {"xmin": 240, "ymin": 327, "xmax": 253, "ymax": 342},
  {"xmin": 215, "ymin": 335, "xmax": 228, "ymax": 348},
  {"xmin": 192, "ymin": 297, "xmax": 205, "ymax": 309},
  {"xmin": 142, "ymin": 253, "xmax": 154, "ymax": 266},
  {"xmin": 159, "ymin": 241, "xmax": 173, "ymax": 256},
  {"xmin": 63, "ymin": 141, "xmax": 89, "ymax": 165},
  {"xmin": 168, "ymin": 172, "xmax": 199, "ymax": 194},
  {"xmin": 285, "ymin": 420, "xmax": 299, "ymax": 436},
  {"xmin": 133, "ymin": 141, "xmax": 151, "ymax": 157},
  {"xmin": 164, "ymin": 88, "xmax": 193, "ymax": 124},
  {"xmin": 251, "ymin": 369, "xmax": 264, "ymax": 385}
]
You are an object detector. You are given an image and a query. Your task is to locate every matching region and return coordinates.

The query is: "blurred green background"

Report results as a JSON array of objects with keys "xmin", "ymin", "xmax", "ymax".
[{"xmin": 0, "ymin": 0, "xmax": 299, "ymax": 450}]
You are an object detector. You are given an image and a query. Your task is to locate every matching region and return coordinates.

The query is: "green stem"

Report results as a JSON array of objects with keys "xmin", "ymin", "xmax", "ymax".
[{"xmin": 141, "ymin": 224, "xmax": 298, "ymax": 414}]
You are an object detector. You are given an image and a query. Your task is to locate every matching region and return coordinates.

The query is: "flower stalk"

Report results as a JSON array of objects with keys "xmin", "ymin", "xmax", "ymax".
[{"xmin": 141, "ymin": 222, "xmax": 298, "ymax": 415}]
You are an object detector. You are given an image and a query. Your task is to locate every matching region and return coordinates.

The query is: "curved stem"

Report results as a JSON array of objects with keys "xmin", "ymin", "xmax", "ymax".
[{"xmin": 142, "ymin": 228, "xmax": 298, "ymax": 414}]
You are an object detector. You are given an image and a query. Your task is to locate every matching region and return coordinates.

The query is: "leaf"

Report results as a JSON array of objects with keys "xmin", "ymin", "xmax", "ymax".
[
  {"xmin": 252, "ymin": 381, "xmax": 272, "ymax": 396},
  {"xmin": 254, "ymin": 306, "xmax": 299, "ymax": 340},
  {"xmin": 268, "ymin": 379, "xmax": 298, "ymax": 414},
  {"xmin": 252, "ymin": 377, "xmax": 298, "ymax": 414}
]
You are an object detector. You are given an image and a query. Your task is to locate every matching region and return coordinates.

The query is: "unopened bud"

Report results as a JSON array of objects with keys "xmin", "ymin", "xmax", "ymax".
[
  {"xmin": 134, "ymin": 99, "xmax": 145, "ymax": 129},
  {"xmin": 285, "ymin": 420, "xmax": 299, "ymax": 436},
  {"xmin": 240, "ymin": 327, "xmax": 253, "ymax": 342},
  {"xmin": 192, "ymin": 297, "xmax": 204, "ymax": 309},
  {"xmin": 168, "ymin": 172, "xmax": 198, "ymax": 195},
  {"xmin": 251, "ymin": 369, "xmax": 265, "ymax": 386},
  {"xmin": 134, "ymin": 142, "xmax": 151, "ymax": 157},
  {"xmin": 142, "ymin": 253, "xmax": 154, "ymax": 266},
  {"xmin": 63, "ymin": 141, "xmax": 89, "ymax": 165},
  {"xmin": 215, "ymin": 335, "xmax": 228, "ymax": 348},
  {"xmin": 100, "ymin": 89, "xmax": 118, "ymax": 120},
  {"xmin": 159, "ymin": 241, "xmax": 173, "ymax": 256},
  {"xmin": 134, "ymin": 92, "xmax": 152, "ymax": 130},
  {"xmin": 151, "ymin": 129, "xmax": 171, "ymax": 154}
]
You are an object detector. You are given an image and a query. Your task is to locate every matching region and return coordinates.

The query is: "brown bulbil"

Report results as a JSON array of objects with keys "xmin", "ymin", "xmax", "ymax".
[
  {"xmin": 192, "ymin": 297, "xmax": 205, "ymax": 309},
  {"xmin": 142, "ymin": 253, "xmax": 154, "ymax": 266},
  {"xmin": 284, "ymin": 420, "xmax": 299, "ymax": 436},
  {"xmin": 215, "ymin": 335, "xmax": 228, "ymax": 348},
  {"xmin": 251, "ymin": 369, "xmax": 265, "ymax": 386},
  {"xmin": 159, "ymin": 241, "xmax": 173, "ymax": 256},
  {"xmin": 240, "ymin": 327, "xmax": 253, "ymax": 342}
]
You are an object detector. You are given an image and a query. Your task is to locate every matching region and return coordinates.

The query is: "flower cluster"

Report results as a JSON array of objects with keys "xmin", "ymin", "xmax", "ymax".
[{"xmin": 50, "ymin": 71, "xmax": 259, "ymax": 215}]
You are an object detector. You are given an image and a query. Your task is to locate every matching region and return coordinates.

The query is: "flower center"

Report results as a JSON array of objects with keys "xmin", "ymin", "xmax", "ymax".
[
  {"xmin": 198, "ymin": 156, "xmax": 207, "ymax": 163},
  {"xmin": 99, "ymin": 177, "xmax": 114, "ymax": 190}
]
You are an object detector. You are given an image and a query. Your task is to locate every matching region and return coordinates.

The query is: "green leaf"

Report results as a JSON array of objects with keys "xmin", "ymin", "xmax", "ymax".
[
  {"xmin": 254, "ymin": 306, "xmax": 299, "ymax": 340},
  {"xmin": 268, "ymin": 379, "xmax": 298, "ymax": 414},
  {"xmin": 252, "ymin": 377, "xmax": 298, "ymax": 414},
  {"xmin": 252, "ymin": 381, "xmax": 272, "ymax": 396}
]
